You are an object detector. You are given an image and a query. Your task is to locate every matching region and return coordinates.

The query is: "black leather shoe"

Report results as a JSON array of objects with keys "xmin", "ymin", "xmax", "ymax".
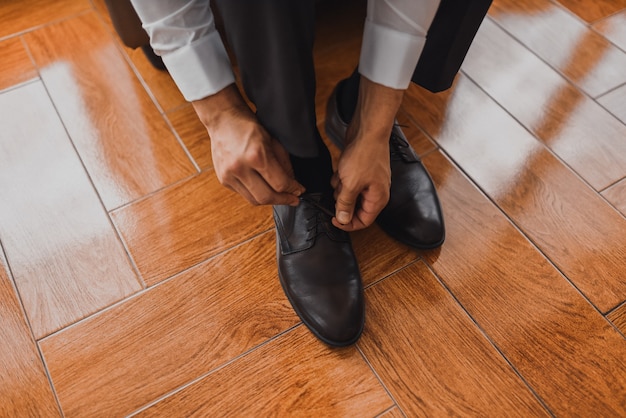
[
  {"xmin": 273, "ymin": 193, "xmax": 364, "ymax": 346},
  {"xmin": 325, "ymin": 84, "xmax": 445, "ymax": 249}
]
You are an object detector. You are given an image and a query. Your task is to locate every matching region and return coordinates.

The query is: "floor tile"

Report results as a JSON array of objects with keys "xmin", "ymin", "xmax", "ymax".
[
  {"xmin": 593, "ymin": 10, "xmax": 626, "ymax": 51},
  {"xmin": 555, "ymin": 0, "xmax": 626, "ymax": 22},
  {"xmin": 24, "ymin": 13, "xmax": 197, "ymax": 210},
  {"xmin": 404, "ymin": 74, "xmax": 626, "ymax": 313},
  {"xmin": 0, "ymin": 0, "xmax": 90, "ymax": 39},
  {"xmin": 135, "ymin": 326, "xmax": 393, "ymax": 417},
  {"xmin": 111, "ymin": 170, "xmax": 274, "ymax": 285},
  {"xmin": 0, "ymin": 82, "xmax": 140, "ymax": 338},
  {"xmin": 0, "ymin": 37, "xmax": 37, "ymax": 91},
  {"xmin": 360, "ymin": 260, "xmax": 548, "ymax": 416},
  {"xmin": 602, "ymin": 178, "xmax": 626, "ymax": 216},
  {"xmin": 92, "ymin": 0, "xmax": 187, "ymax": 112},
  {"xmin": 419, "ymin": 151, "xmax": 626, "ymax": 416},
  {"xmin": 598, "ymin": 83, "xmax": 626, "ymax": 124},
  {"xmin": 40, "ymin": 231, "xmax": 298, "ymax": 417},
  {"xmin": 607, "ymin": 302, "xmax": 626, "ymax": 335},
  {"xmin": 351, "ymin": 224, "xmax": 419, "ymax": 288},
  {"xmin": 378, "ymin": 407, "xmax": 404, "ymax": 418},
  {"xmin": 124, "ymin": 44, "xmax": 187, "ymax": 113},
  {"xmin": 0, "ymin": 251, "xmax": 60, "ymax": 417},
  {"xmin": 463, "ymin": 17, "xmax": 626, "ymax": 190},
  {"xmin": 167, "ymin": 105, "xmax": 213, "ymax": 170},
  {"xmin": 489, "ymin": 0, "xmax": 626, "ymax": 97}
]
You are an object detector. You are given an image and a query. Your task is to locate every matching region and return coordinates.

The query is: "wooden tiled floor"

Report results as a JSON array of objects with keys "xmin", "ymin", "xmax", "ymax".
[{"xmin": 1, "ymin": 0, "xmax": 624, "ymax": 416}]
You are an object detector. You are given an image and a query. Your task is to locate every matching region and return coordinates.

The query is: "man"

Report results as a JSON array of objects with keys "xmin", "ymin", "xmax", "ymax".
[{"xmin": 130, "ymin": 0, "xmax": 489, "ymax": 346}]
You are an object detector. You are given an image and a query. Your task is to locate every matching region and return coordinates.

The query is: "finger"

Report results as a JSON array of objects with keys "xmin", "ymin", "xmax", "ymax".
[
  {"xmin": 265, "ymin": 140, "xmax": 306, "ymax": 196},
  {"xmin": 332, "ymin": 188, "xmax": 387, "ymax": 231},
  {"xmin": 330, "ymin": 172, "xmax": 340, "ymax": 190},
  {"xmin": 331, "ymin": 206, "xmax": 375, "ymax": 231},
  {"xmin": 228, "ymin": 177, "xmax": 260, "ymax": 206},
  {"xmin": 334, "ymin": 183, "xmax": 360, "ymax": 225},
  {"xmin": 242, "ymin": 171, "xmax": 301, "ymax": 206}
]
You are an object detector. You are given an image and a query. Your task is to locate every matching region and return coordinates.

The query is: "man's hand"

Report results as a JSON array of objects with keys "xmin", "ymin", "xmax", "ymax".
[
  {"xmin": 193, "ymin": 84, "xmax": 305, "ymax": 206},
  {"xmin": 331, "ymin": 137, "xmax": 390, "ymax": 230},
  {"xmin": 331, "ymin": 76, "xmax": 405, "ymax": 231}
]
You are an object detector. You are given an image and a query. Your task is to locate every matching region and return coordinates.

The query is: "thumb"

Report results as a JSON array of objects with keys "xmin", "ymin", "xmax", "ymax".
[{"xmin": 334, "ymin": 182, "xmax": 359, "ymax": 225}]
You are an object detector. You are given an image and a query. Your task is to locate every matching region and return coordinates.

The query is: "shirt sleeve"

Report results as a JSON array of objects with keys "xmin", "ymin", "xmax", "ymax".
[
  {"xmin": 359, "ymin": 0, "xmax": 441, "ymax": 89},
  {"xmin": 130, "ymin": 0, "xmax": 235, "ymax": 101}
]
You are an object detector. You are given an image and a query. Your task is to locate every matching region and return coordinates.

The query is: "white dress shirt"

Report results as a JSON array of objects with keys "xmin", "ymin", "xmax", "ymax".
[{"xmin": 131, "ymin": 0, "xmax": 440, "ymax": 101}]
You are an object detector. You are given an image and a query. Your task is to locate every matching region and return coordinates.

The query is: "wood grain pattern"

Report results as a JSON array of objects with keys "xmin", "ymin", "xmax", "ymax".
[
  {"xmin": 3, "ymin": 0, "xmax": 626, "ymax": 415},
  {"xmin": 0, "ymin": 38, "xmax": 38, "ymax": 91},
  {"xmin": 111, "ymin": 170, "xmax": 273, "ymax": 285},
  {"xmin": 351, "ymin": 224, "xmax": 419, "ymax": 288},
  {"xmin": 593, "ymin": 10, "xmax": 626, "ymax": 51},
  {"xmin": 404, "ymin": 75, "xmax": 626, "ymax": 313},
  {"xmin": 0, "ymin": 82, "xmax": 140, "ymax": 338},
  {"xmin": 607, "ymin": 303, "xmax": 626, "ymax": 335},
  {"xmin": 378, "ymin": 407, "xmax": 404, "ymax": 418},
  {"xmin": 40, "ymin": 231, "xmax": 298, "ymax": 417},
  {"xmin": 0, "ymin": 0, "xmax": 90, "ymax": 39},
  {"xmin": 463, "ymin": 17, "xmax": 626, "ymax": 191},
  {"xmin": 421, "ymin": 151, "xmax": 626, "ymax": 416},
  {"xmin": 554, "ymin": 0, "xmax": 626, "ymax": 22},
  {"xmin": 24, "ymin": 13, "xmax": 196, "ymax": 210},
  {"xmin": 167, "ymin": 105, "xmax": 213, "ymax": 170},
  {"xmin": 135, "ymin": 326, "xmax": 393, "ymax": 417},
  {"xmin": 598, "ymin": 84, "xmax": 626, "ymax": 125},
  {"xmin": 489, "ymin": 0, "xmax": 626, "ymax": 97},
  {"xmin": 123, "ymin": 43, "xmax": 188, "ymax": 113},
  {"xmin": 91, "ymin": 0, "xmax": 188, "ymax": 112},
  {"xmin": 602, "ymin": 178, "xmax": 626, "ymax": 217},
  {"xmin": 360, "ymin": 260, "xmax": 548, "ymax": 417},
  {"xmin": 0, "ymin": 251, "xmax": 60, "ymax": 417}
]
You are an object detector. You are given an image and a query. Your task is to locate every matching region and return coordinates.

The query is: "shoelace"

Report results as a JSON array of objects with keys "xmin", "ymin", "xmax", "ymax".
[
  {"xmin": 299, "ymin": 196, "xmax": 335, "ymax": 242},
  {"xmin": 389, "ymin": 123, "xmax": 411, "ymax": 161}
]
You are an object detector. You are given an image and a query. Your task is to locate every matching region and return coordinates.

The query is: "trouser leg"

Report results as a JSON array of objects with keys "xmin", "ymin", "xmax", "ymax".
[{"xmin": 212, "ymin": 0, "xmax": 323, "ymax": 159}]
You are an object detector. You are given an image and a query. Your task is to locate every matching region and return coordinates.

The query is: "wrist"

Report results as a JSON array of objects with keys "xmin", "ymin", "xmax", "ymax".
[
  {"xmin": 348, "ymin": 76, "xmax": 404, "ymax": 142},
  {"xmin": 192, "ymin": 83, "xmax": 250, "ymax": 131}
]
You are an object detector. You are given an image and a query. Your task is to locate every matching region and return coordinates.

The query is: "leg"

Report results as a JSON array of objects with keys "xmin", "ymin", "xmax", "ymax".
[{"xmin": 211, "ymin": 0, "xmax": 364, "ymax": 346}]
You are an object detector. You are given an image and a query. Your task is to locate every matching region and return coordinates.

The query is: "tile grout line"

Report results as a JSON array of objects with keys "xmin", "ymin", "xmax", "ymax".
[
  {"xmin": 38, "ymin": 227, "xmax": 276, "ymax": 343},
  {"xmin": 0, "ymin": 8, "xmax": 93, "ymax": 43},
  {"xmin": 0, "ymin": 240, "xmax": 66, "ymax": 417},
  {"xmin": 356, "ymin": 259, "xmax": 425, "ymax": 418},
  {"xmin": 125, "ymin": 323, "xmax": 304, "ymax": 417},
  {"xmin": 421, "ymin": 258, "xmax": 557, "ymax": 417},
  {"xmin": 20, "ymin": 29, "xmax": 148, "ymax": 310},
  {"xmin": 89, "ymin": 7, "xmax": 202, "ymax": 173}
]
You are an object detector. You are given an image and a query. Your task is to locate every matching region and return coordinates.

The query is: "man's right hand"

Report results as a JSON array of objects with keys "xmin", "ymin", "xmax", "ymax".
[{"xmin": 192, "ymin": 84, "xmax": 305, "ymax": 206}]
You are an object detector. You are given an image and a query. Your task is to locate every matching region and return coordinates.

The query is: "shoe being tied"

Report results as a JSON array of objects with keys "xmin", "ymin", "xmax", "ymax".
[
  {"xmin": 273, "ymin": 192, "xmax": 364, "ymax": 346},
  {"xmin": 325, "ymin": 84, "xmax": 445, "ymax": 249}
]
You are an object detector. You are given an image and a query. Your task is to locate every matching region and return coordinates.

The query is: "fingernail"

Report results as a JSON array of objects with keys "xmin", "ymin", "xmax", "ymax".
[{"xmin": 337, "ymin": 211, "xmax": 350, "ymax": 224}]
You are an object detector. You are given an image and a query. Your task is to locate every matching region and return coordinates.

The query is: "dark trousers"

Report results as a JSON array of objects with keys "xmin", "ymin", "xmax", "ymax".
[{"xmin": 212, "ymin": 0, "xmax": 492, "ymax": 158}]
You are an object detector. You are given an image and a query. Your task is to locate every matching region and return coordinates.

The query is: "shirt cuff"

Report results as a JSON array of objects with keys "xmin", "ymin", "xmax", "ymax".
[
  {"xmin": 161, "ymin": 30, "xmax": 235, "ymax": 102},
  {"xmin": 359, "ymin": 20, "xmax": 427, "ymax": 90}
]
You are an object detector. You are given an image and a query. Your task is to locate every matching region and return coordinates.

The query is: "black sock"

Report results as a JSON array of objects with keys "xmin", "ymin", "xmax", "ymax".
[
  {"xmin": 290, "ymin": 140, "xmax": 333, "ymax": 194},
  {"xmin": 337, "ymin": 68, "xmax": 360, "ymax": 123}
]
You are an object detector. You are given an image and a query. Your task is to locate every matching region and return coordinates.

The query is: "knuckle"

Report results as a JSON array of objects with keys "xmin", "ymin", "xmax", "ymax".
[
  {"xmin": 256, "ymin": 193, "xmax": 272, "ymax": 205},
  {"xmin": 336, "ymin": 196, "xmax": 355, "ymax": 207}
]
